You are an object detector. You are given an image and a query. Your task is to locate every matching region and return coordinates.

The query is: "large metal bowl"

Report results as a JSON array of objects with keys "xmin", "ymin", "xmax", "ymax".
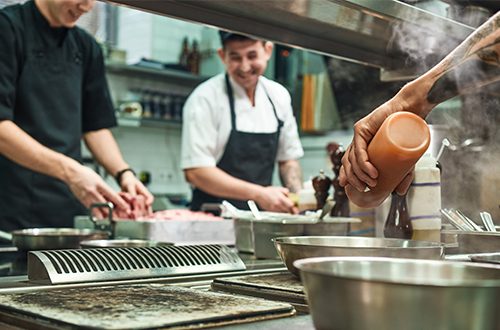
[
  {"xmin": 274, "ymin": 236, "xmax": 444, "ymax": 276},
  {"xmin": 295, "ymin": 257, "xmax": 500, "ymax": 330}
]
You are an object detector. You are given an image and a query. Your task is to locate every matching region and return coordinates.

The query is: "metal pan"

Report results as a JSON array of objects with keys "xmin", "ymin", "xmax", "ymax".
[
  {"xmin": 470, "ymin": 253, "xmax": 500, "ymax": 265},
  {"xmin": 80, "ymin": 239, "xmax": 173, "ymax": 248},
  {"xmin": 273, "ymin": 236, "xmax": 444, "ymax": 276},
  {"xmin": 0, "ymin": 228, "xmax": 109, "ymax": 251}
]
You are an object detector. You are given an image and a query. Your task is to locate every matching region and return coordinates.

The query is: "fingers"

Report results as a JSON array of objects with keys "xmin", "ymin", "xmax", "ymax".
[
  {"xmin": 257, "ymin": 187, "xmax": 295, "ymax": 214},
  {"xmin": 137, "ymin": 185, "xmax": 154, "ymax": 205},
  {"xmin": 121, "ymin": 176, "xmax": 154, "ymax": 206},
  {"xmin": 395, "ymin": 169, "xmax": 414, "ymax": 195},
  {"xmin": 98, "ymin": 184, "xmax": 130, "ymax": 212}
]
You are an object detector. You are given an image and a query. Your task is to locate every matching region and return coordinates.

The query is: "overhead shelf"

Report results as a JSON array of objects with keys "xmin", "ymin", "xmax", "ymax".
[
  {"xmin": 107, "ymin": 0, "xmax": 475, "ymax": 79},
  {"xmin": 106, "ymin": 61, "xmax": 209, "ymax": 86},
  {"xmin": 116, "ymin": 116, "xmax": 182, "ymax": 129}
]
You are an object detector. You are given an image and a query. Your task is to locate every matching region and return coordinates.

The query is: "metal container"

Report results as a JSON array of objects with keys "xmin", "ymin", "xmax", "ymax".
[
  {"xmin": 80, "ymin": 239, "xmax": 173, "ymax": 248},
  {"xmin": 234, "ymin": 216, "xmax": 359, "ymax": 259},
  {"xmin": 0, "ymin": 228, "xmax": 109, "ymax": 250},
  {"xmin": 441, "ymin": 229, "xmax": 500, "ymax": 254},
  {"xmin": 295, "ymin": 256, "xmax": 500, "ymax": 330},
  {"xmin": 274, "ymin": 236, "xmax": 444, "ymax": 275}
]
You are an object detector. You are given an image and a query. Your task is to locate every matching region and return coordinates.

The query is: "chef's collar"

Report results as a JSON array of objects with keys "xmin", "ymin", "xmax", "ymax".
[
  {"xmin": 227, "ymin": 74, "xmax": 263, "ymax": 101},
  {"xmin": 29, "ymin": 0, "xmax": 67, "ymax": 46}
]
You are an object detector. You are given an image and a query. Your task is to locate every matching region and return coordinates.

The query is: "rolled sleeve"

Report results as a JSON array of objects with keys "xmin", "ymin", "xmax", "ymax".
[
  {"xmin": 181, "ymin": 88, "xmax": 219, "ymax": 170},
  {"xmin": 0, "ymin": 15, "xmax": 18, "ymax": 122}
]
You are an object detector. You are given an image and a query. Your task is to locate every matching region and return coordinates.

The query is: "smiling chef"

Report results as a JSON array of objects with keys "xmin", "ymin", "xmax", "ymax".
[{"xmin": 181, "ymin": 31, "xmax": 304, "ymax": 214}]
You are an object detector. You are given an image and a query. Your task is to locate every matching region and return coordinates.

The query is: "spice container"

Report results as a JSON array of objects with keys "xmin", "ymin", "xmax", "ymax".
[{"xmin": 346, "ymin": 112, "xmax": 430, "ymax": 208}]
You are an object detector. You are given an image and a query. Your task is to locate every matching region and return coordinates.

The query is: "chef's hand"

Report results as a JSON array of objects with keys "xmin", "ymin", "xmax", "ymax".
[
  {"xmin": 66, "ymin": 165, "xmax": 130, "ymax": 218},
  {"xmin": 119, "ymin": 171, "xmax": 154, "ymax": 206},
  {"xmin": 255, "ymin": 186, "xmax": 298, "ymax": 214},
  {"xmin": 338, "ymin": 93, "xmax": 414, "ymax": 195}
]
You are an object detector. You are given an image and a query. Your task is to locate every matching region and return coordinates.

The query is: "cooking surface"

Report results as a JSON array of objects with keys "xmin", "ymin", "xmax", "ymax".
[
  {"xmin": 214, "ymin": 272, "xmax": 303, "ymax": 294},
  {"xmin": 212, "ymin": 272, "xmax": 307, "ymax": 313},
  {"xmin": 0, "ymin": 283, "xmax": 294, "ymax": 329}
]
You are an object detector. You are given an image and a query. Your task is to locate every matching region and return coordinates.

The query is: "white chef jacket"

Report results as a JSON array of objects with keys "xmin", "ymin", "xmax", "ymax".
[{"xmin": 181, "ymin": 73, "xmax": 304, "ymax": 170}]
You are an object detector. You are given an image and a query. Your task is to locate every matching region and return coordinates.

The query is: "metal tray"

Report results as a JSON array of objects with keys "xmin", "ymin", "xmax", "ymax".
[
  {"xmin": 470, "ymin": 253, "xmax": 500, "ymax": 265},
  {"xmin": 74, "ymin": 216, "xmax": 235, "ymax": 245},
  {"xmin": 274, "ymin": 236, "xmax": 444, "ymax": 276},
  {"xmin": 441, "ymin": 229, "xmax": 500, "ymax": 254}
]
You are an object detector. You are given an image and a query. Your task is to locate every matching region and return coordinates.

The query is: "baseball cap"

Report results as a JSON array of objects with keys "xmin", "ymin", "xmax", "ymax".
[{"xmin": 218, "ymin": 30, "xmax": 257, "ymax": 45}]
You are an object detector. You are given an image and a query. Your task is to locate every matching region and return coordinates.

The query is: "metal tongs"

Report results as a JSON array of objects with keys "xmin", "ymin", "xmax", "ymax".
[
  {"xmin": 480, "ymin": 212, "xmax": 497, "ymax": 232},
  {"xmin": 440, "ymin": 208, "xmax": 483, "ymax": 232}
]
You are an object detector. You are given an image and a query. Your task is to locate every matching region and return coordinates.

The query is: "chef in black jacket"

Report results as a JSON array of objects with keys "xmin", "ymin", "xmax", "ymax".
[{"xmin": 0, "ymin": 0, "xmax": 153, "ymax": 231}]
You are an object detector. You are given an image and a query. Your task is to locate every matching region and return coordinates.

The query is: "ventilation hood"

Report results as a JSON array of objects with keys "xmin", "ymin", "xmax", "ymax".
[{"xmin": 107, "ymin": 0, "xmax": 475, "ymax": 80}]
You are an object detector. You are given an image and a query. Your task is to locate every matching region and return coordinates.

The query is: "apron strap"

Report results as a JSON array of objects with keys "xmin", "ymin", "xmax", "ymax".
[{"xmin": 224, "ymin": 73, "xmax": 283, "ymax": 131}]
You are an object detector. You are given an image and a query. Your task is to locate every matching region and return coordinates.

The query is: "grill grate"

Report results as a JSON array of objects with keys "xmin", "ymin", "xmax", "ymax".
[{"xmin": 28, "ymin": 245, "xmax": 245, "ymax": 284}]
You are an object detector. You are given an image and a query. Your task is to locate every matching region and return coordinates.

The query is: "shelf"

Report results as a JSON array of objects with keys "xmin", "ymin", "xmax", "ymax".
[
  {"xmin": 106, "ymin": 62, "xmax": 209, "ymax": 87},
  {"xmin": 117, "ymin": 116, "xmax": 182, "ymax": 129}
]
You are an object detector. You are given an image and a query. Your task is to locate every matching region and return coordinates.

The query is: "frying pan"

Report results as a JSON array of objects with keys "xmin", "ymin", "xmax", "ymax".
[
  {"xmin": 0, "ymin": 228, "xmax": 109, "ymax": 250},
  {"xmin": 80, "ymin": 239, "xmax": 173, "ymax": 248}
]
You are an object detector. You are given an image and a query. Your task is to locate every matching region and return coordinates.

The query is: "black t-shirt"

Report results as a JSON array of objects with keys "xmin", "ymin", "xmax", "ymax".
[
  {"xmin": 0, "ymin": 0, "xmax": 116, "ymax": 132},
  {"xmin": 0, "ymin": 0, "xmax": 117, "ymax": 230}
]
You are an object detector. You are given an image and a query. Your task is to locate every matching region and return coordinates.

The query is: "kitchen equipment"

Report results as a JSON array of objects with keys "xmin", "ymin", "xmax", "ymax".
[
  {"xmin": 274, "ymin": 236, "xmax": 444, "ymax": 276},
  {"xmin": 212, "ymin": 272, "xmax": 308, "ymax": 313},
  {"xmin": 247, "ymin": 200, "xmax": 263, "ymax": 220},
  {"xmin": 80, "ymin": 239, "xmax": 172, "ymax": 248},
  {"xmin": 75, "ymin": 203, "xmax": 235, "ymax": 245},
  {"xmin": 28, "ymin": 244, "xmax": 245, "ymax": 284},
  {"xmin": 470, "ymin": 253, "xmax": 500, "ymax": 265},
  {"xmin": 480, "ymin": 212, "xmax": 497, "ymax": 232},
  {"xmin": 234, "ymin": 215, "xmax": 360, "ymax": 259},
  {"xmin": 295, "ymin": 256, "xmax": 500, "ymax": 330},
  {"xmin": 441, "ymin": 229, "xmax": 500, "ymax": 254},
  {"xmin": 0, "ymin": 228, "xmax": 109, "ymax": 251},
  {"xmin": 0, "ymin": 284, "xmax": 295, "ymax": 329}
]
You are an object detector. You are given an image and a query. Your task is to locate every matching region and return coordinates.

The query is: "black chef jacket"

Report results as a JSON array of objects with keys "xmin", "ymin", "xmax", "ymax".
[{"xmin": 0, "ymin": 1, "xmax": 117, "ymax": 231}]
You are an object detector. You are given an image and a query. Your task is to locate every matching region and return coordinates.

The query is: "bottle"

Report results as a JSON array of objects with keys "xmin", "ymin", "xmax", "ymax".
[
  {"xmin": 346, "ymin": 112, "xmax": 430, "ymax": 208},
  {"xmin": 312, "ymin": 170, "xmax": 331, "ymax": 210},
  {"xmin": 187, "ymin": 40, "xmax": 201, "ymax": 75},
  {"xmin": 179, "ymin": 37, "xmax": 190, "ymax": 70},
  {"xmin": 383, "ymin": 192, "xmax": 413, "ymax": 239},
  {"xmin": 328, "ymin": 142, "xmax": 350, "ymax": 217},
  {"xmin": 141, "ymin": 90, "xmax": 152, "ymax": 118}
]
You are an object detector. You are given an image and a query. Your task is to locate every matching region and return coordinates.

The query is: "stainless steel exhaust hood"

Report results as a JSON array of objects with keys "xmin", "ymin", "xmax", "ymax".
[{"xmin": 107, "ymin": 0, "xmax": 475, "ymax": 80}]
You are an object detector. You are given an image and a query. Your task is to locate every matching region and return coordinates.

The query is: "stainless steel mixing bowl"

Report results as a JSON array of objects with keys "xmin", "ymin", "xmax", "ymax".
[
  {"xmin": 295, "ymin": 257, "xmax": 500, "ymax": 330},
  {"xmin": 274, "ymin": 236, "xmax": 444, "ymax": 275}
]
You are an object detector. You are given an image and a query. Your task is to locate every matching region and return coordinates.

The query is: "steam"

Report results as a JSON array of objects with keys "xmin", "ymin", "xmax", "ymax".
[{"xmin": 388, "ymin": 2, "xmax": 499, "ymax": 223}]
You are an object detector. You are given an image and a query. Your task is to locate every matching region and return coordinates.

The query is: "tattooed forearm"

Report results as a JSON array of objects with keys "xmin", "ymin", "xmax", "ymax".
[
  {"xmin": 278, "ymin": 160, "xmax": 303, "ymax": 193},
  {"xmin": 427, "ymin": 13, "xmax": 500, "ymax": 104}
]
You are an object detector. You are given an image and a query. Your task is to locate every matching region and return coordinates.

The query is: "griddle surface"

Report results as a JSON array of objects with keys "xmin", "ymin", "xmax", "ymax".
[{"xmin": 0, "ymin": 284, "xmax": 294, "ymax": 329}]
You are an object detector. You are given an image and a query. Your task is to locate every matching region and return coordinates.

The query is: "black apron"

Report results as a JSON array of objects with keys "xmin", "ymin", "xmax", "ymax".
[
  {"xmin": 0, "ymin": 4, "xmax": 86, "ymax": 231},
  {"xmin": 190, "ymin": 74, "xmax": 283, "ymax": 211}
]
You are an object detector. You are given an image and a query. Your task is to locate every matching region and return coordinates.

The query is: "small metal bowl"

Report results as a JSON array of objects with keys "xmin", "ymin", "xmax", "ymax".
[
  {"xmin": 80, "ymin": 239, "xmax": 172, "ymax": 248},
  {"xmin": 295, "ymin": 256, "xmax": 500, "ymax": 330}
]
